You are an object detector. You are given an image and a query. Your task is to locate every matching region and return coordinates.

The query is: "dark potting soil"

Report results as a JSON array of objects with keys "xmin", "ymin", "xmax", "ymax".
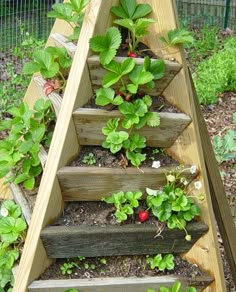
[
  {"xmin": 82, "ymin": 95, "xmax": 180, "ymax": 114},
  {"xmin": 39, "ymin": 254, "xmax": 204, "ymax": 281},
  {"xmin": 71, "ymin": 146, "xmax": 178, "ymax": 169}
]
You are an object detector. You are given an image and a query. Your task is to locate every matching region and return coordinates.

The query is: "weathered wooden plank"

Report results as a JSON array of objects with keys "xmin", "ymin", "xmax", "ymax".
[
  {"xmin": 88, "ymin": 55, "xmax": 182, "ymax": 96},
  {"xmin": 28, "ymin": 274, "xmax": 214, "ymax": 292},
  {"xmin": 41, "ymin": 222, "xmax": 208, "ymax": 258},
  {"xmin": 33, "ymin": 76, "xmax": 62, "ymax": 117},
  {"xmin": 190, "ymin": 71, "xmax": 236, "ymax": 284},
  {"xmin": 57, "ymin": 166, "xmax": 197, "ymax": 201},
  {"xmin": 13, "ymin": 0, "xmax": 106, "ymax": 290},
  {"xmin": 73, "ymin": 108, "xmax": 191, "ymax": 147},
  {"xmin": 50, "ymin": 33, "xmax": 77, "ymax": 58},
  {"xmin": 10, "ymin": 183, "xmax": 32, "ymax": 225}
]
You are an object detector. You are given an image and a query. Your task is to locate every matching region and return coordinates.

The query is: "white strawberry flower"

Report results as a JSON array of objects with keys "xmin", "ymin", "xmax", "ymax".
[
  {"xmin": 0, "ymin": 208, "xmax": 9, "ymax": 217},
  {"xmin": 152, "ymin": 161, "xmax": 161, "ymax": 169},
  {"xmin": 166, "ymin": 174, "xmax": 176, "ymax": 183},
  {"xmin": 194, "ymin": 181, "xmax": 202, "ymax": 190},
  {"xmin": 190, "ymin": 165, "xmax": 197, "ymax": 174}
]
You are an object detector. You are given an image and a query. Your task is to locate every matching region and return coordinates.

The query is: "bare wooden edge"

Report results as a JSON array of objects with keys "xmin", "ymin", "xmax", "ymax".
[
  {"xmin": 13, "ymin": 1, "xmax": 119, "ymax": 291},
  {"xmin": 38, "ymin": 145, "xmax": 48, "ymax": 169},
  {"xmin": 28, "ymin": 275, "xmax": 214, "ymax": 292},
  {"xmin": 33, "ymin": 76, "xmax": 62, "ymax": 117},
  {"xmin": 0, "ymin": 178, "xmax": 12, "ymax": 200},
  {"xmin": 57, "ymin": 166, "xmax": 197, "ymax": 201},
  {"xmin": 73, "ymin": 108, "xmax": 192, "ymax": 147},
  {"xmin": 142, "ymin": 0, "xmax": 226, "ymax": 290},
  {"xmin": 9, "ymin": 183, "xmax": 32, "ymax": 226},
  {"xmin": 189, "ymin": 71, "xmax": 236, "ymax": 284},
  {"xmin": 41, "ymin": 222, "xmax": 208, "ymax": 258},
  {"xmin": 50, "ymin": 33, "xmax": 77, "ymax": 58},
  {"xmin": 87, "ymin": 55, "xmax": 182, "ymax": 96}
]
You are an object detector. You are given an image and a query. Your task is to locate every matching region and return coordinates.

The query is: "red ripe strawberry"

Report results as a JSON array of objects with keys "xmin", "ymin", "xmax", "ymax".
[
  {"xmin": 117, "ymin": 91, "xmax": 124, "ymax": 97},
  {"xmin": 127, "ymin": 52, "xmax": 138, "ymax": 58},
  {"xmin": 125, "ymin": 94, "xmax": 131, "ymax": 101},
  {"xmin": 138, "ymin": 210, "xmax": 149, "ymax": 222}
]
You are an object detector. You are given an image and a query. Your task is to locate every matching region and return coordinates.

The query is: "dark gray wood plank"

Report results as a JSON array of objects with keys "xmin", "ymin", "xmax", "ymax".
[
  {"xmin": 28, "ymin": 274, "xmax": 214, "ymax": 292},
  {"xmin": 41, "ymin": 221, "xmax": 208, "ymax": 258},
  {"xmin": 57, "ymin": 166, "xmax": 197, "ymax": 201},
  {"xmin": 73, "ymin": 108, "xmax": 192, "ymax": 148}
]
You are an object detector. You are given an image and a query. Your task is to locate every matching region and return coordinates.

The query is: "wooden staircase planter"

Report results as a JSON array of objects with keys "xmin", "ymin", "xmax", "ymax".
[
  {"xmin": 12, "ymin": 1, "xmax": 227, "ymax": 291},
  {"xmin": 73, "ymin": 108, "xmax": 192, "ymax": 147}
]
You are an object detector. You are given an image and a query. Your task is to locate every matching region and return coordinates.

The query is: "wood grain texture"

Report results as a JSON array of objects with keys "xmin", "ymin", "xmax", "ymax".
[
  {"xmin": 190, "ymin": 72, "xmax": 236, "ymax": 284},
  {"xmin": 57, "ymin": 166, "xmax": 197, "ymax": 201},
  {"xmin": 0, "ymin": 178, "xmax": 12, "ymax": 200},
  {"xmin": 73, "ymin": 108, "xmax": 191, "ymax": 147},
  {"xmin": 50, "ymin": 33, "xmax": 77, "ymax": 57},
  {"xmin": 41, "ymin": 222, "xmax": 208, "ymax": 258},
  {"xmin": 88, "ymin": 55, "xmax": 182, "ymax": 96},
  {"xmin": 28, "ymin": 274, "xmax": 214, "ymax": 292},
  {"xmin": 33, "ymin": 76, "xmax": 62, "ymax": 117},
  {"xmin": 140, "ymin": 1, "xmax": 226, "ymax": 290}
]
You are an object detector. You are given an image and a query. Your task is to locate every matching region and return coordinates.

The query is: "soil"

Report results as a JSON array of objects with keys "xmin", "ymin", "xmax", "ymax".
[
  {"xmin": 71, "ymin": 146, "xmax": 178, "ymax": 169},
  {"xmin": 39, "ymin": 254, "xmax": 205, "ymax": 281}
]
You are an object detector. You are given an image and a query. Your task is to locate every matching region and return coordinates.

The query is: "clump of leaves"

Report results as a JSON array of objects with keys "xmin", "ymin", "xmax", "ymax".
[
  {"xmin": 82, "ymin": 153, "xmax": 96, "ymax": 165},
  {"xmin": 102, "ymin": 191, "xmax": 142, "ymax": 222},
  {"xmin": 146, "ymin": 253, "xmax": 175, "ymax": 271},
  {"xmin": 0, "ymin": 99, "xmax": 55, "ymax": 190},
  {"xmin": 60, "ymin": 261, "xmax": 78, "ymax": 275},
  {"xmin": 159, "ymin": 28, "xmax": 194, "ymax": 46},
  {"xmin": 0, "ymin": 200, "xmax": 27, "ymax": 291},
  {"xmin": 89, "ymin": 27, "xmax": 122, "ymax": 65},
  {"xmin": 111, "ymin": 0, "xmax": 154, "ymax": 53},
  {"xmin": 212, "ymin": 112, "xmax": 236, "ymax": 164},
  {"xmin": 23, "ymin": 46, "xmax": 72, "ymax": 87},
  {"xmin": 147, "ymin": 281, "xmax": 197, "ymax": 292},
  {"xmin": 146, "ymin": 168, "xmax": 201, "ymax": 241},
  {"xmin": 48, "ymin": 0, "xmax": 89, "ymax": 41}
]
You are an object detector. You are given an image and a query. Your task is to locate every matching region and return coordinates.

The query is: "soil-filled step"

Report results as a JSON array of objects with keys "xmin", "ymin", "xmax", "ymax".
[
  {"xmin": 28, "ymin": 274, "xmax": 214, "ymax": 292},
  {"xmin": 88, "ymin": 55, "xmax": 182, "ymax": 96},
  {"xmin": 72, "ymin": 108, "xmax": 191, "ymax": 147},
  {"xmin": 40, "ymin": 221, "xmax": 208, "ymax": 258},
  {"xmin": 57, "ymin": 166, "xmax": 197, "ymax": 201}
]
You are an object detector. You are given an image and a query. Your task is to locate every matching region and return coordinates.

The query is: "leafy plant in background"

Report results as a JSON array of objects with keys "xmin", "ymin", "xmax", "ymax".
[
  {"xmin": 23, "ymin": 46, "xmax": 72, "ymax": 88},
  {"xmin": 146, "ymin": 253, "xmax": 175, "ymax": 271},
  {"xmin": 0, "ymin": 200, "xmax": 27, "ymax": 291},
  {"xmin": 102, "ymin": 191, "xmax": 142, "ymax": 222},
  {"xmin": 0, "ymin": 99, "xmax": 55, "ymax": 190},
  {"xmin": 212, "ymin": 113, "xmax": 236, "ymax": 164},
  {"xmin": 111, "ymin": 0, "xmax": 154, "ymax": 54},
  {"xmin": 194, "ymin": 36, "xmax": 236, "ymax": 104},
  {"xmin": 159, "ymin": 28, "xmax": 194, "ymax": 47},
  {"xmin": 48, "ymin": 0, "xmax": 89, "ymax": 41},
  {"xmin": 147, "ymin": 281, "xmax": 197, "ymax": 292}
]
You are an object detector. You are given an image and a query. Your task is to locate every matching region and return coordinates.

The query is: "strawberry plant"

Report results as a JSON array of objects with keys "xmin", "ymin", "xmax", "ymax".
[
  {"xmin": 146, "ymin": 253, "xmax": 175, "ymax": 271},
  {"xmin": 48, "ymin": 0, "xmax": 89, "ymax": 41},
  {"xmin": 102, "ymin": 191, "xmax": 142, "ymax": 223},
  {"xmin": 60, "ymin": 261, "xmax": 78, "ymax": 275},
  {"xmin": 23, "ymin": 46, "xmax": 72, "ymax": 88},
  {"xmin": 159, "ymin": 28, "xmax": 194, "ymax": 47},
  {"xmin": 0, "ymin": 200, "xmax": 27, "ymax": 291},
  {"xmin": 111, "ymin": 0, "xmax": 154, "ymax": 54},
  {"xmin": 0, "ymin": 99, "xmax": 55, "ymax": 190},
  {"xmin": 146, "ymin": 169, "xmax": 201, "ymax": 241}
]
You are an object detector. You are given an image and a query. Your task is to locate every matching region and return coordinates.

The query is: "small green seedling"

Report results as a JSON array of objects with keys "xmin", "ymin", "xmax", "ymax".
[
  {"xmin": 102, "ymin": 191, "xmax": 142, "ymax": 223},
  {"xmin": 147, "ymin": 281, "xmax": 197, "ymax": 292},
  {"xmin": 146, "ymin": 254, "xmax": 175, "ymax": 271},
  {"xmin": 82, "ymin": 153, "xmax": 96, "ymax": 165},
  {"xmin": 60, "ymin": 261, "xmax": 78, "ymax": 275}
]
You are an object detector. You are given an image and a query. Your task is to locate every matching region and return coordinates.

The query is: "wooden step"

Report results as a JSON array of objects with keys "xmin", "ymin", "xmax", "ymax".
[
  {"xmin": 41, "ymin": 221, "xmax": 208, "ymax": 258},
  {"xmin": 28, "ymin": 274, "xmax": 214, "ymax": 292},
  {"xmin": 73, "ymin": 108, "xmax": 191, "ymax": 147},
  {"xmin": 88, "ymin": 55, "xmax": 182, "ymax": 96},
  {"xmin": 50, "ymin": 33, "xmax": 77, "ymax": 57},
  {"xmin": 57, "ymin": 166, "xmax": 197, "ymax": 201}
]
